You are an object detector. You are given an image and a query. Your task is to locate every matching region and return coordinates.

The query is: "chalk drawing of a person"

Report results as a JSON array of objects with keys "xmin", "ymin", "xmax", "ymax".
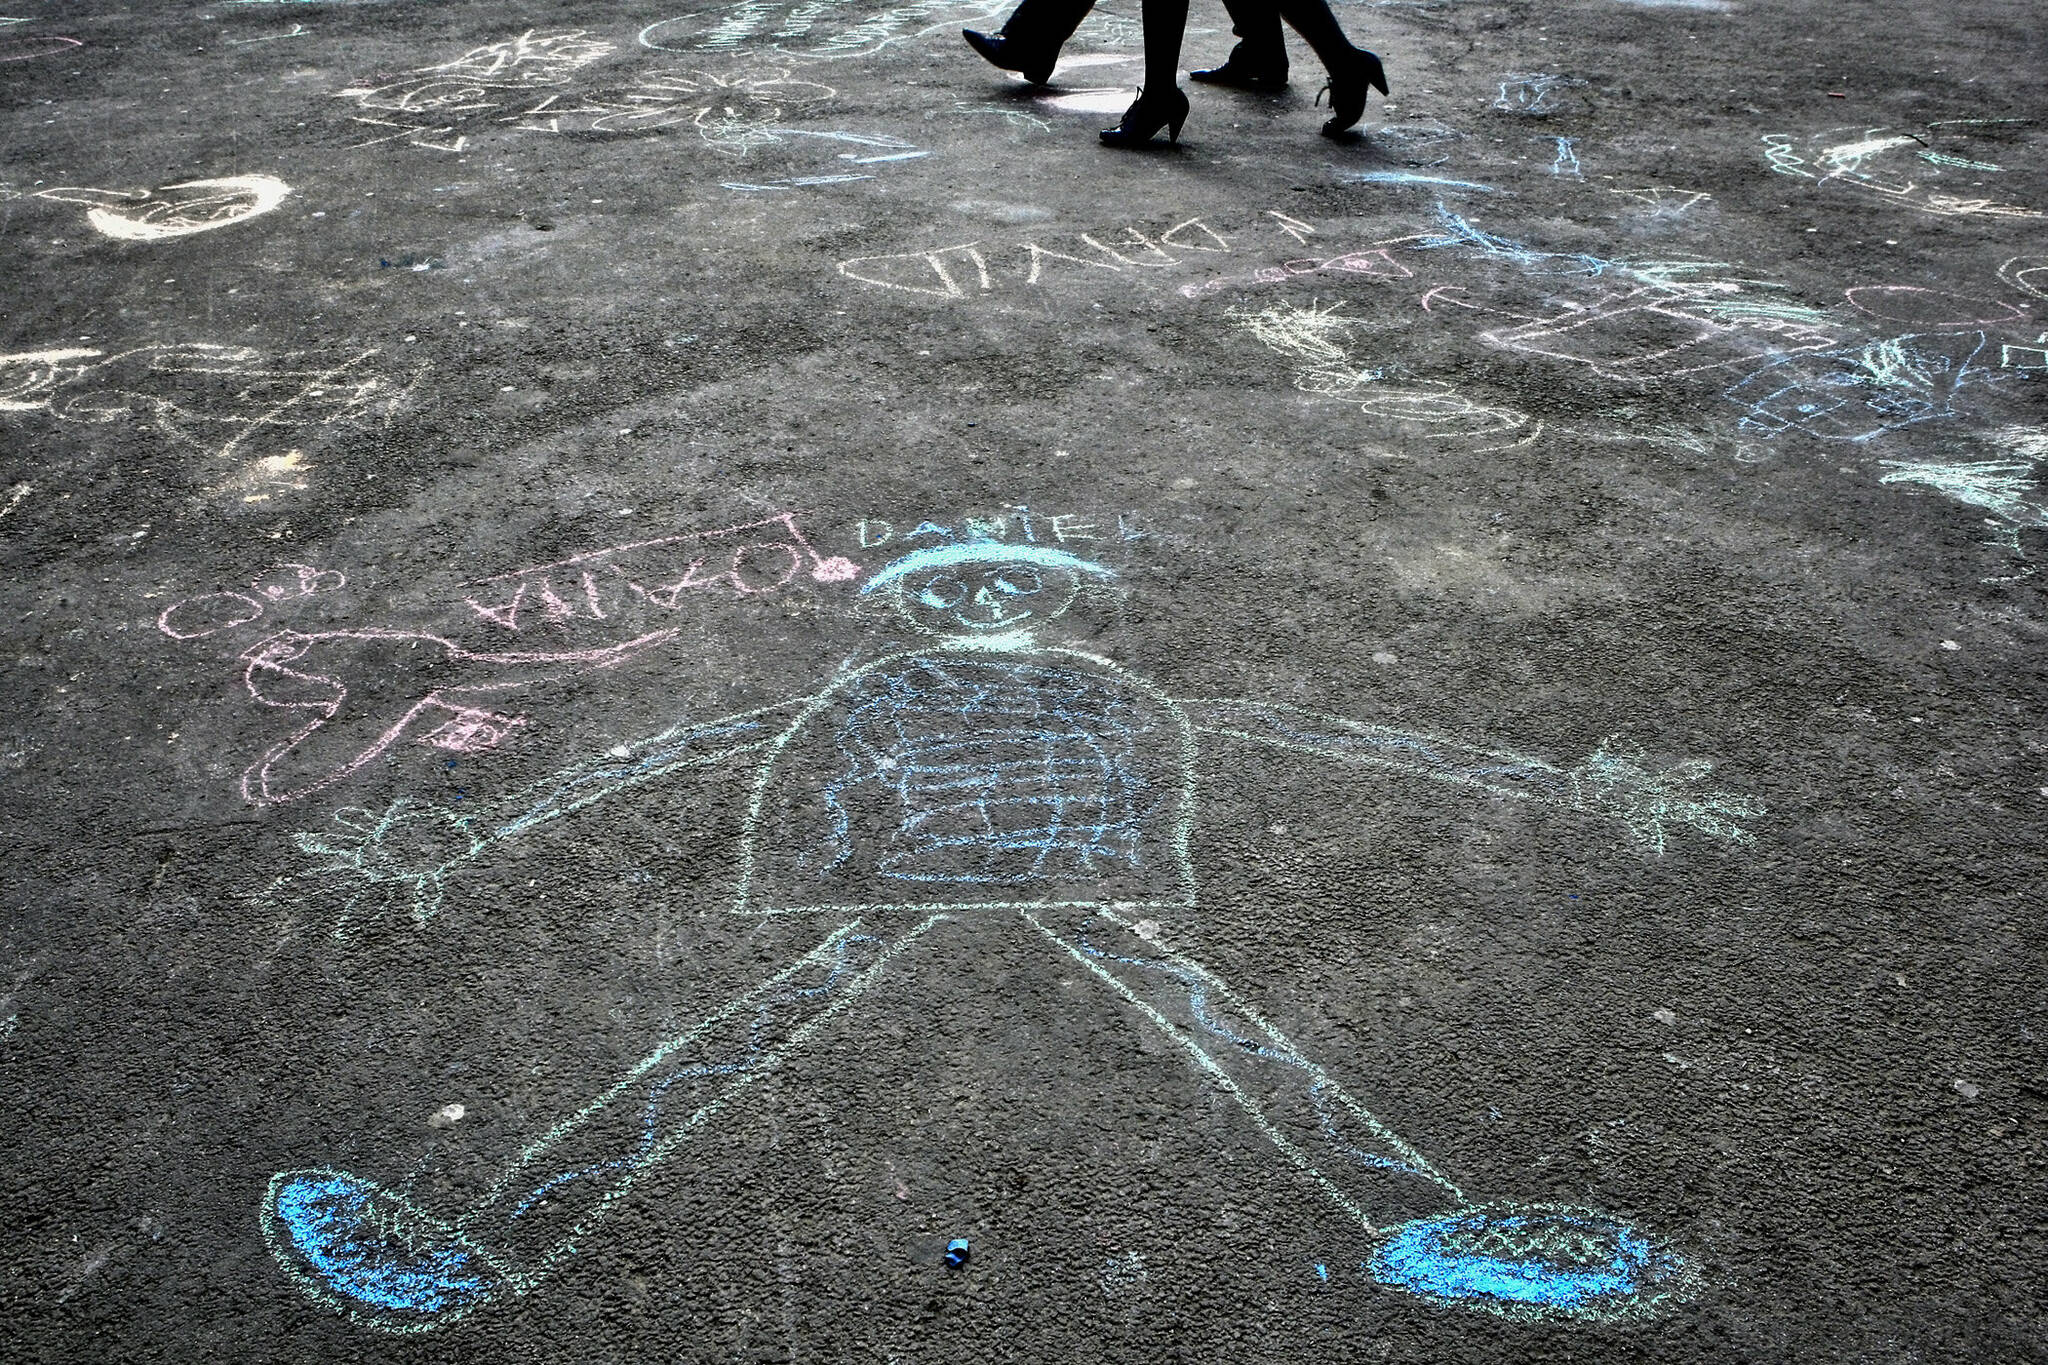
[{"xmin": 260, "ymin": 539, "xmax": 1756, "ymax": 1333}]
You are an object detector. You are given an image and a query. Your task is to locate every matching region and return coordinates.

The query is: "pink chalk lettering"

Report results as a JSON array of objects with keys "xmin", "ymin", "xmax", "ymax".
[{"xmin": 459, "ymin": 512, "xmax": 857, "ymax": 629}]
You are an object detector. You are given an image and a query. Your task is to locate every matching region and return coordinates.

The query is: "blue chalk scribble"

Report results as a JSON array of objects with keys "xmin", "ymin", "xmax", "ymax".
[
  {"xmin": 1368, "ymin": 1204, "xmax": 1685, "ymax": 1321},
  {"xmin": 861, "ymin": 542, "xmax": 1115, "ymax": 593},
  {"xmin": 1723, "ymin": 330, "xmax": 2008, "ymax": 442},
  {"xmin": 266, "ymin": 1170, "xmax": 497, "ymax": 1320}
]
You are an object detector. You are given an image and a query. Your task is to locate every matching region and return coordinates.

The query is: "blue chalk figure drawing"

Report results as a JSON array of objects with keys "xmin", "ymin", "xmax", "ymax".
[{"xmin": 262, "ymin": 540, "xmax": 1755, "ymax": 1332}]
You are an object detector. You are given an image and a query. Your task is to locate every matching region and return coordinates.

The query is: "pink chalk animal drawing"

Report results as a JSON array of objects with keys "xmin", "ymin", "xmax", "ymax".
[{"xmin": 160, "ymin": 515, "xmax": 858, "ymax": 806}]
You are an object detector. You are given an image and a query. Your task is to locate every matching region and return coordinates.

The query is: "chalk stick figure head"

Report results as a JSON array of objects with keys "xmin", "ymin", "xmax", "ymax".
[{"xmin": 861, "ymin": 541, "xmax": 1116, "ymax": 642}]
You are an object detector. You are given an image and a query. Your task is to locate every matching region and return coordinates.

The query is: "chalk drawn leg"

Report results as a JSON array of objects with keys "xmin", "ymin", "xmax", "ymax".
[
  {"xmin": 1023, "ymin": 907, "xmax": 1465, "ymax": 1228},
  {"xmin": 261, "ymin": 915, "xmax": 946, "ymax": 1333},
  {"xmin": 1022, "ymin": 908, "xmax": 1693, "ymax": 1322}
]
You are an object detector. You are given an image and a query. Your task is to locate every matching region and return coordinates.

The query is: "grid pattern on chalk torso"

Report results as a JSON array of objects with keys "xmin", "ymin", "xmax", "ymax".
[{"xmin": 805, "ymin": 658, "xmax": 1165, "ymax": 887}]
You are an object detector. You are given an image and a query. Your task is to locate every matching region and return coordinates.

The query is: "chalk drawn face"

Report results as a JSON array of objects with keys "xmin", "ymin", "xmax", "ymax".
[
  {"xmin": 899, "ymin": 561, "xmax": 1081, "ymax": 635},
  {"xmin": 860, "ymin": 543, "xmax": 1115, "ymax": 641}
]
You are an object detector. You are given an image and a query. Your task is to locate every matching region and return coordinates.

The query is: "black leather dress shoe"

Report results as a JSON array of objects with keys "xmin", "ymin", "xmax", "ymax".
[
  {"xmin": 1189, "ymin": 52, "xmax": 1287, "ymax": 91},
  {"xmin": 963, "ymin": 29, "xmax": 1056, "ymax": 86}
]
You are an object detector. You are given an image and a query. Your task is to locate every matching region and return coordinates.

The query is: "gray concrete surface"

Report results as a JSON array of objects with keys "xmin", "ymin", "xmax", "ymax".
[{"xmin": 2, "ymin": 0, "xmax": 2044, "ymax": 1359}]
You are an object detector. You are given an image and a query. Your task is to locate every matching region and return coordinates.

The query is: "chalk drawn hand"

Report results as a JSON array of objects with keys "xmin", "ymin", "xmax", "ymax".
[
  {"xmin": 1565, "ymin": 740, "xmax": 1761, "ymax": 854},
  {"xmin": 281, "ymin": 799, "xmax": 485, "ymax": 936}
]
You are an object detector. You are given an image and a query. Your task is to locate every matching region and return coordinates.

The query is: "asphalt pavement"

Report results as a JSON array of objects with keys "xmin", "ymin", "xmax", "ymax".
[{"xmin": 2, "ymin": 0, "xmax": 2044, "ymax": 1359}]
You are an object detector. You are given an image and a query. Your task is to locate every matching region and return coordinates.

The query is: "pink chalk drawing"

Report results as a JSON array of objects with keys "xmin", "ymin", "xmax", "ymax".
[
  {"xmin": 237, "ymin": 628, "xmax": 678, "ymax": 806},
  {"xmin": 157, "ymin": 563, "xmax": 348, "ymax": 640},
  {"xmin": 256, "ymin": 563, "xmax": 349, "ymax": 602},
  {"xmin": 206, "ymin": 515, "xmax": 857, "ymax": 804},
  {"xmin": 0, "ymin": 35, "xmax": 82, "ymax": 63},
  {"xmin": 459, "ymin": 512, "xmax": 859, "ymax": 630},
  {"xmin": 160, "ymin": 593, "xmax": 267, "ymax": 641},
  {"xmin": 1844, "ymin": 285, "xmax": 2031, "ymax": 327}
]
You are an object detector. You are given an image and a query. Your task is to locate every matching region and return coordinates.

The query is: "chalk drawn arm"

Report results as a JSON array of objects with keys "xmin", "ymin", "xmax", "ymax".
[
  {"xmin": 270, "ymin": 699, "xmax": 806, "ymax": 936},
  {"xmin": 1180, "ymin": 699, "xmax": 1760, "ymax": 853}
]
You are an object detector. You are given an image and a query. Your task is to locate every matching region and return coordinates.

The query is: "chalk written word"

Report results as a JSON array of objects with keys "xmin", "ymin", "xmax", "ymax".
[
  {"xmin": 852, "ymin": 505, "xmax": 1142, "ymax": 549},
  {"xmin": 257, "ymin": 539, "xmax": 1749, "ymax": 1332},
  {"xmin": 838, "ymin": 214, "xmax": 1267, "ymax": 299},
  {"xmin": 461, "ymin": 512, "xmax": 860, "ymax": 630},
  {"xmin": 167, "ymin": 513, "xmax": 855, "ymax": 805}
]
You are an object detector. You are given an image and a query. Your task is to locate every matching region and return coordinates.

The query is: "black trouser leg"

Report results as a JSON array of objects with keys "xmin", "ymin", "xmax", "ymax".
[
  {"xmin": 998, "ymin": 0, "xmax": 1097, "ymax": 59},
  {"xmin": 1217, "ymin": 0, "xmax": 1287, "ymax": 69}
]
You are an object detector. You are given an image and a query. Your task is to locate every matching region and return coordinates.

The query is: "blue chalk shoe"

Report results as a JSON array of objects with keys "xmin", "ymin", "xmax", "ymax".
[
  {"xmin": 1367, "ymin": 1202, "xmax": 1691, "ymax": 1322},
  {"xmin": 261, "ymin": 1168, "xmax": 510, "ymax": 1332}
]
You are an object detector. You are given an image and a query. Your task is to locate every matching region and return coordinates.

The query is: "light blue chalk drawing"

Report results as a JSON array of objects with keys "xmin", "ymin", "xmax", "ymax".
[
  {"xmin": 1549, "ymin": 137, "xmax": 1581, "ymax": 177},
  {"xmin": 1724, "ymin": 330, "xmax": 2012, "ymax": 442},
  {"xmin": 1416, "ymin": 206, "xmax": 1825, "ymax": 330},
  {"xmin": 258, "ymin": 536, "xmax": 1756, "ymax": 1332},
  {"xmin": 1876, "ymin": 428, "xmax": 2048, "ymax": 560},
  {"xmin": 1346, "ymin": 171, "xmax": 1495, "ymax": 192},
  {"xmin": 1491, "ymin": 72, "xmax": 1583, "ymax": 118}
]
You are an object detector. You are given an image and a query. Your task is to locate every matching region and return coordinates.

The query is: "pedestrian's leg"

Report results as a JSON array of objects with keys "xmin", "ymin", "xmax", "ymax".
[
  {"xmin": 998, "ymin": 0, "xmax": 1097, "ymax": 59},
  {"xmin": 1195, "ymin": 0, "xmax": 1288, "ymax": 86},
  {"xmin": 1139, "ymin": 0, "xmax": 1188, "ymax": 95},
  {"xmin": 1099, "ymin": 0, "xmax": 1190, "ymax": 144},
  {"xmin": 1266, "ymin": 0, "xmax": 1387, "ymax": 133},
  {"xmin": 260, "ymin": 913, "xmax": 950, "ymax": 1333}
]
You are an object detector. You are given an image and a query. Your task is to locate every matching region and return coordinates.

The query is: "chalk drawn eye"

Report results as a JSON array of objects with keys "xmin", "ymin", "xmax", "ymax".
[
  {"xmin": 991, "ymin": 569, "xmax": 1042, "ymax": 596},
  {"xmin": 918, "ymin": 576, "xmax": 965, "ymax": 609}
]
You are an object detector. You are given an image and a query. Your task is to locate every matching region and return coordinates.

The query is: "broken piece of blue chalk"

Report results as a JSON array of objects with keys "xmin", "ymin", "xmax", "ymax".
[{"xmin": 944, "ymin": 1238, "xmax": 970, "ymax": 1267}]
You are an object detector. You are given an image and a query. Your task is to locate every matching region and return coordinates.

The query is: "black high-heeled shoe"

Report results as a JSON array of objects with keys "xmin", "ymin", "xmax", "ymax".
[
  {"xmin": 962, "ymin": 29, "xmax": 1056, "ymax": 86},
  {"xmin": 1099, "ymin": 86, "xmax": 1190, "ymax": 148},
  {"xmin": 1315, "ymin": 46, "xmax": 1388, "ymax": 137}
]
